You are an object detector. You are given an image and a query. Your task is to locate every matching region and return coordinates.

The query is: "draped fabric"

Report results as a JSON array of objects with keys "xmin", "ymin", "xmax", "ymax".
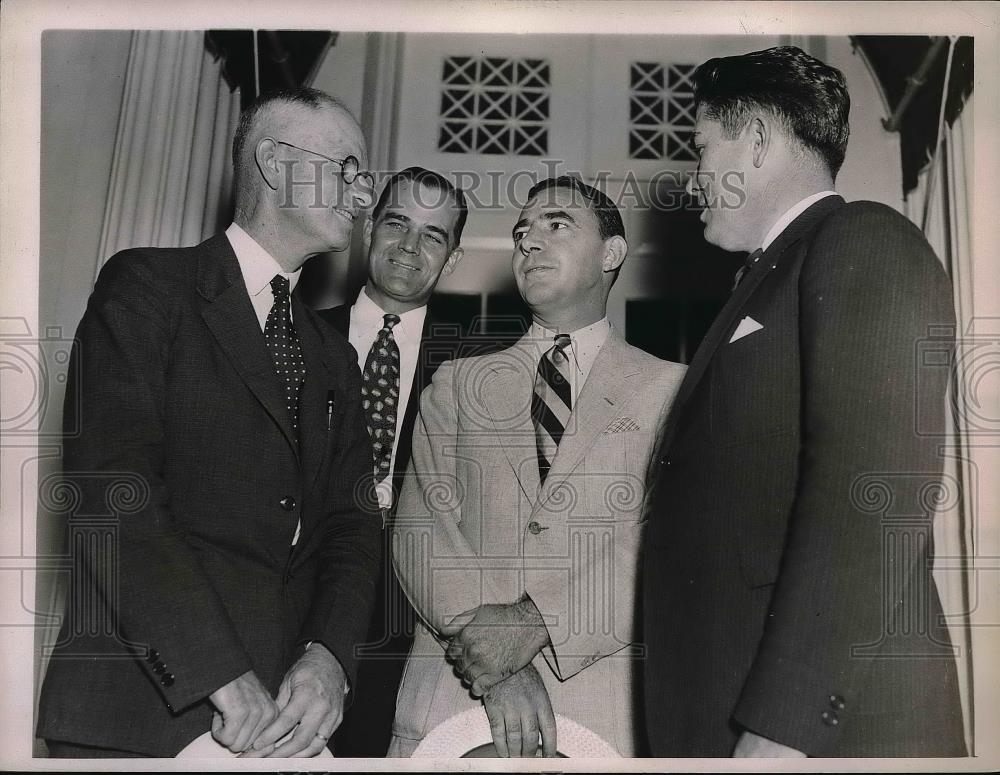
[
  {"xmin": 96, "ymin": 30, "xmax": 240, "ymax": 275},
  {"xmin": 904, "ymin": 93, "xmax": 975, "ymax": 755}
]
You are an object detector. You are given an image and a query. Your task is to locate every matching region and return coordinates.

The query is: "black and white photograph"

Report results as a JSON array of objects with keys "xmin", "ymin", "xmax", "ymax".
[{"xmin": 1, "ymin": 0, "xmax": 998, "ymax": 768}]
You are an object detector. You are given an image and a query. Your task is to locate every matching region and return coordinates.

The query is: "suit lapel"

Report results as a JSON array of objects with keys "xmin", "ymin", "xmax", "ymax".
[
  {"xmin": 537, "ymin": 332, "xmax": 639, "ymax": 509},
  {"xmin": 197, "ymin": 236, "xmax": 298, "ymax": 457},
  {"xmin": 294, "ymin": 296, "xmax": 338, "ymax": 497},
  {"xmin": 318, "ymin": 303, "xmax": 351, "ymax": 338},
  {"xmin": 392, "ymin": 314, "xmax": 434, "ymax": 493},
  {"xmin": 660, "ymin": 195, "xmax": 846, "ymax": 451},
  {"xmin": 481, "ymin": 339, "xmax": 540, "ymax": 502}
]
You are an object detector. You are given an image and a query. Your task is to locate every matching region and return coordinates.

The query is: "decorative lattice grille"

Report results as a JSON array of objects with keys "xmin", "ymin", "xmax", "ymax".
[
  {"xmin": 628, "ymin": 62, "xmax": 697, "ymax": 161},
  {"xmin": 438, "ymin": 56, "xmax": 550, "ymax": 155}
]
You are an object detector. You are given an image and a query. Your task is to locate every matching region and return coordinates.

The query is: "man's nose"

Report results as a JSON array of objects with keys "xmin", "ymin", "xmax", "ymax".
[
  {"xmin": 685, "ymin": 172, "xmax": 698, "ymax": 197},
  {"xmin": 518, "ymin": 229, "xmax": 542, "ymax": 255},
  {"xmin": 399, "ymin": 228, "xmax": 419, "ymax": 254},
  {"xmin": 350, "ymin": 175, "xmax": 375, "ymax": 210}
]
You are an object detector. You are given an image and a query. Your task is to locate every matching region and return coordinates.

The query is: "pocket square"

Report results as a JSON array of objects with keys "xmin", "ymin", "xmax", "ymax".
[
  {"xmin": 729, "ymin": 316, "xmax": 764, "ymax": 343},
  {"xmin": 604, "ymin": 417, "xmax": 641, "ymax": 434}
]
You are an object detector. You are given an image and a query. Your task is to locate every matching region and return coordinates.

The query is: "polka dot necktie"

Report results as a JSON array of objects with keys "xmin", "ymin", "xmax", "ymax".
[
  {"xmin": 531, "ymin": 334, "xmax": 573, "ymax": 485},
  {"xmin": 361, "ymin": 314, "xmax": 401, "ymax": 484},
  {"xmin": 264, "ymin": 275, "xmax": 306, "ymax": 445}
]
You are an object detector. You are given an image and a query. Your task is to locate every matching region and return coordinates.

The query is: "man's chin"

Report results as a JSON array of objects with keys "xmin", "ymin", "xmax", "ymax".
[
  {"xmin": 323, "ymin": 237, "xmax": 352, "ymax": 254},
  {"xmin": 702, "ymin": 225, "xmax": 738, "ymax": 253}
]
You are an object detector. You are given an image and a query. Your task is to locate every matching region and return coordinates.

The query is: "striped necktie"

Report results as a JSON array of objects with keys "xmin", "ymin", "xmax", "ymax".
[{"xmin": 531, "ymin": 333, "xmax": 573, "ymax": 486}]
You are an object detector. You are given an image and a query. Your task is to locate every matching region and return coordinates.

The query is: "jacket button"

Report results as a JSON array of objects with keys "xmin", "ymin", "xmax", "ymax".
[
  {"xmin": 145, "ymin": 648, "xmax": 159, "ymax": 664},
  {"xmin": 660, "ymin": 456, "xmax": 671, "ymax": 467},
  {"xmin": 527, "ymin": 521, "xmax": 544, "ymax": 535},
  {"xmin": 821, "ymin": 710, "xmax": 839, "ymax": 727},
  {"xmin": 829, "ymin": 694, "xmax": 845, "ymax": 711},
  {"xmin": 160, "ymin": 673, "xmax": 175, "ymax": 687},
  {"xmin": 280, "ymin": 496, "xmax": 296, "ymax": 511},
  {"xmin": 153, "ymin": 661, "xmax": 167, "ymax": 675}
]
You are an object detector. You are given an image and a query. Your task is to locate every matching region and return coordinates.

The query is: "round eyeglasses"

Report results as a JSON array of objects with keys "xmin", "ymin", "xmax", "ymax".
[{"xmin": 275, "ymin": 140, "xmax": 374, "ymax": 188}]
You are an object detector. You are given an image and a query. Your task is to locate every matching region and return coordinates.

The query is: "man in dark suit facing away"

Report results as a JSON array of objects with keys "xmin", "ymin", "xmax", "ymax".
[
  {"xmin": 319, "ymin": 167, "xmax": 468, "ymax": 756},
  {"xmin": 37, "ymin": 87, "xmax": 381, "ymax": 758},
  {"xmin": 643, "ymin": 47, "xmax": 966, "ymax": 757}
]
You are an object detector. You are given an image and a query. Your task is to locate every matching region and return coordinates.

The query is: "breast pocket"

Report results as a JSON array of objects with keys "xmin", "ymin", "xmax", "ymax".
[
  {"xmin": 573, "ymin": 431, "xmax": 653, "ymax": 522},
  {"xmin": 711, "ymin": 302, "xmax": 798, "ymax": 445}
]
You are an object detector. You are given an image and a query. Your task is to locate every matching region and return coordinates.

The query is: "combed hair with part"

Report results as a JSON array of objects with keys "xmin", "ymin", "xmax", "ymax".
[
  {"xmin": 525, "ymin": 176, "xmax": 625, "ymax": 242},
  {"xmin": 693, "ymin": 46, "xmax": 850, "ymax": 178},
  {"xmin": 371, "ymin": 167, "xmax": 469, "ymax": 247}
]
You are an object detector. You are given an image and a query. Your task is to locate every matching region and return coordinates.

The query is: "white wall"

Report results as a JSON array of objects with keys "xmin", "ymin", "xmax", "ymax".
[{"xmin": 40, "ymin": 31, "xmax": 133, "ymax": 345}]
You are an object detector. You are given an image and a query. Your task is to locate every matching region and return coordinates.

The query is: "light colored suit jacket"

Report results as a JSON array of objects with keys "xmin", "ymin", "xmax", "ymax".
[{"xmin": 390, "ymin": 328, "xmax": 685, "ymax": 756}]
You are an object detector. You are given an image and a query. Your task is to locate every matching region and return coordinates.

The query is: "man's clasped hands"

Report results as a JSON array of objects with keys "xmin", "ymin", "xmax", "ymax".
[{"xmin": 438, "ymin": 597, "xmax": 558, "ymax": 758}]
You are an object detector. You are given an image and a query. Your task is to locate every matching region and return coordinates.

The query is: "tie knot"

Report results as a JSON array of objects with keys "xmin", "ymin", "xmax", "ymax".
[
  {"xmin": 550, "ymin": 334, "xmax": 571, "ymax": 365},
  {"xmin": 383, "ymin": 313, "xmax": 401, "ymax": 331},
  {"xmin": 269, "ymin": 274, "xmax": 290, "ymax": 299}
]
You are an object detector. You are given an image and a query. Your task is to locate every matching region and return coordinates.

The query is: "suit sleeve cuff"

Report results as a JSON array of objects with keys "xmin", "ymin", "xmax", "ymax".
[{"xmin": 732, "ymin": 651, "xmax": 850, "ymax": 756}]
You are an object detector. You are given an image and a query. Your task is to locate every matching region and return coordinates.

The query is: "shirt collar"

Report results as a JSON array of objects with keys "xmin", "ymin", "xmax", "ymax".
[
  {"xmin": 226, "ymin": 222, "xmax": 301, "ymax": 296},
  {"xmin": 528, "ymin": 317, "xmax": 611, "ymax": 376},
  {"xmin": 760, "ymin": 191, "xmax": 838, "ymax": 252},
  {"xmin": 353, "ymin": 285, "xmax": 428, "ymax": 343}
]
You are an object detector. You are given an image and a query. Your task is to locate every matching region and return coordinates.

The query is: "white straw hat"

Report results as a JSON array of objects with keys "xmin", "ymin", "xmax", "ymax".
[
  {"xmin": 176, "ymin": 731, "xmax": 334, "ymax": 758},
  {"xmin": 411, "ymin": 707, "xmax": 621, "ymax": 758}
]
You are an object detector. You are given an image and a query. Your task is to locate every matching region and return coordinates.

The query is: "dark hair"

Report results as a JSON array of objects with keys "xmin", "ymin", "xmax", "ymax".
[
  {"xmin": 371, "ymin": 167, "xmax": 469, "ymax": 247},
  {"xmin": 231, "ymin": 87, "xmax": 343, "ymax": 172},
  {"xmin": 693, "ymin": 46, "xmax": 850, "ymax": 178},
  {"xmin": 525, "ymin": 176, "xmax": 625, "ymax": 241}
]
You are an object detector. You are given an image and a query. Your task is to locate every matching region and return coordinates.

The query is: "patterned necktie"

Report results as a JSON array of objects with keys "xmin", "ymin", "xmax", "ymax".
[
  {"xmin": 531, "ymin": 333, "xmax": 573, "ymax": 486},
  {"xmin": 361, "ymin": 314, "xmax": 401, "ymax": 483},
  {"xmin": 264, "ymin": 275, "xmax": 306, "ymax": 445},
  {"xmin": 732, "ymin": 248, "xmax": 764, "ymax": 291}
]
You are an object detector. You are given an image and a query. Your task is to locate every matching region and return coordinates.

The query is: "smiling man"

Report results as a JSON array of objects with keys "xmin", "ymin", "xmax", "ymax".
[
  {"xmin": 390, "ymin": 176, "xmax": 685, "ymax": 757},
  {"xmin": 37, "ymin": 87, "xmax": 380, "ymax": 758},
  {"xmin": 642, "ymin": 46, "xmax": 965, "ymax": 757},
  {"xmin": 319, "ymin": 167, "xmax": 467, "ymax": 757}
]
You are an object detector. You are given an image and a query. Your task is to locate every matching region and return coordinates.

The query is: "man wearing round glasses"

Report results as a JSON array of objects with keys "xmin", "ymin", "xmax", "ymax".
[{"xmin": 38, "ymin": 87, "xmax": 381, "ymax": 759}]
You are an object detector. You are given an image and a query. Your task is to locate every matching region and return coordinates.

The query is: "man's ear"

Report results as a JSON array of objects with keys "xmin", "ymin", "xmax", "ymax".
[
  {"xmin": 254, "ymin": 137, "xmax": 282, "ymax": 192},
  {"xmin": 441, "ymin": 246, "xmax": 464, "ymax": 277},
  {"xmin": 362, "ymin": 217, "xmax": 374, "ymax": 252},
  {"xmin": 748, "ymin": 115, "xmax": 772, "ymax": 170},
  {"xmin": 602, "ymin": 235, "xmax": 627, "ymax": 273}
]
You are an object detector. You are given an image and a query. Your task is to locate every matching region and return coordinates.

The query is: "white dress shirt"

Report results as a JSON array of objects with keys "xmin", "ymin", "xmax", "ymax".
[
  {"xmin": 760, "ymin": 190, "xmax": 838, "ymax": 252},
  {"xmin": 225, "ymin": 222, "xmax": 304, "ymax": 544},
  {"xmin": 347, "ymin": 287, "xmax": 428, "ymax": 510},
  {"xmin": 225, "ymin": 222, "xmax": 301, "ymax": 330},
  {"xmin": 527, "ymin": 317, "xmax": 611, "ymax": 404}
]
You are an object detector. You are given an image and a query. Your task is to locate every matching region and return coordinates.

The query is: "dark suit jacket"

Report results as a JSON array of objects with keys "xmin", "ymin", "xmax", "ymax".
[
  {"xmin": 319, "ymin": 301, "xmax": 453, "ymax": 508},
  {"xmin": 643, "ymin": 197, "xmax": 966, "ymax": 757},
  {"xmin": 36, "ymin": 234, "xmax": 380, "ymax": 756}
]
